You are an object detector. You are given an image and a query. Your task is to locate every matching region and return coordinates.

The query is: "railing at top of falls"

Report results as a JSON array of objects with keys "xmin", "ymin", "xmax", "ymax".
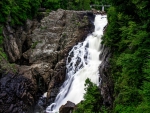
[{"xmin": 90, "ymin": 4, "xmax": 111, "ymax": 11}]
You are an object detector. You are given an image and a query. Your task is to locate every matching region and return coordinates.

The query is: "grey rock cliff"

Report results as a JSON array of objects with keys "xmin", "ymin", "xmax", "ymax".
[{"xmin": 1, "ymin": 9, "xmax": 94, "ymax": 112}]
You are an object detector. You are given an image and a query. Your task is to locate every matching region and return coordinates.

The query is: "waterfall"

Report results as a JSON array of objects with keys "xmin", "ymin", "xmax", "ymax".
[{"xmin": 46, "ymin": 14, "xmax": 108, "ymax": 113}]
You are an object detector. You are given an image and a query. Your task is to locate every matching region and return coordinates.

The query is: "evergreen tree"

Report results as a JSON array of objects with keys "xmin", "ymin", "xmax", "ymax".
[{"xmin": 73, "ymin": 78, "xmax": 105, "ymax": 113}]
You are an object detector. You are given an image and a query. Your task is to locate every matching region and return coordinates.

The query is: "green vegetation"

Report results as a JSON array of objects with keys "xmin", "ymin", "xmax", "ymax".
[
  {"xmin": 0, "ymin": 0, "xmax": 107, "ymax": 25},
  {"xmin": 41, "ymin": 0, "xmax": 108, "ymax": 10},
  {"xmin": 73, "ymin": 78, "xmax": 107, "ymax": 113},
  {"xmin": 0, "ymin": 26, "xmax": 7, "ymax": 60},
  {"xmin": 102, "ymin": 0, "xmax": 150, "ymax": 112},
  {"xmin": 0, "ymin": 0, "xmax": 41, "ymax": 25},
  {"xmin": 31, "ymin": 41, "xmax": 41, "ymax": 49},
  {"xmin": 0, "ymin": 26, "xmax": 3, "ymax": 45}
]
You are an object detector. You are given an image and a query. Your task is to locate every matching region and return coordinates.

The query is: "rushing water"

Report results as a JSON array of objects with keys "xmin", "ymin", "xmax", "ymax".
[{"xmin": 46, "ymin": 14, "xmax": 108, "ymax": 113}]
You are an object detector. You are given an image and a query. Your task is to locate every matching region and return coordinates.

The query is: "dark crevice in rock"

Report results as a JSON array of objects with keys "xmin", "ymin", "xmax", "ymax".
[
  {"xmin": 22, "ymin": 39, "xmax": 31, "ymax": 53},
  {"xmin": 15, "ymin": 56, "xmax": 30, "ymax": 66},
  {"xmin": 35, "ymin": 74, "xmax": 48, "ymax": 98},
  {"xmin": 33, "ymin": 74, "xmax": 48, "ymax": 113},
  {"xmin": 15, "ymin": 39, "xmax": 31, "ymax": 65},
  {"xmin": 36, "ymin": 12, "xmax": 47, "ymax": 22}
]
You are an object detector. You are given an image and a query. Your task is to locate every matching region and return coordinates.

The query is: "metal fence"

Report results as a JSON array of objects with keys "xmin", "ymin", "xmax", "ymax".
[{"xmin": 90, "ymin": 5, "xmax": 111, "ymax": 11}]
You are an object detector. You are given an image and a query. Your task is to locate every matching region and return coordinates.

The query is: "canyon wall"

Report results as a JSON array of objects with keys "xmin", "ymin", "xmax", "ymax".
[{"xmin": 0, "ymin": 9, "xmax": 95, "ymax": 112}]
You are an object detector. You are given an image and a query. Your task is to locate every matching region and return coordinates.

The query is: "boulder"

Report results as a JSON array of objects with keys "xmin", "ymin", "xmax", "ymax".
[
  {"xmin": 59, "ymin": 101, "xmax": 75, "ymax": 113},
  {"xmin": 0, "ymin": 73, "xmax": 36, "ymax": 113}
]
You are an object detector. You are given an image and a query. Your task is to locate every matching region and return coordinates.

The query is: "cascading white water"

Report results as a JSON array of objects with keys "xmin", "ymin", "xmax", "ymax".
[{"xmin": 46, "ymin": 14, "xmax": 108, "ymax": 113}]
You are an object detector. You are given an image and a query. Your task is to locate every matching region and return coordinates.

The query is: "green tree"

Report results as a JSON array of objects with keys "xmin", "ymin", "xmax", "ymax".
[
  {"xmin": 0, "ymin": 0, "xmax": 41, "ymax": 25},
  {"xmin": 79, "ymin": 0, "xmax": 90, "ymax": 10},
  {"xmin": 73, "ymin": 78, "xmax": 105, "ymax": 113},
  {"xmin": 42, "ymin": 0, "xmax": 61, "ymax": 10}
]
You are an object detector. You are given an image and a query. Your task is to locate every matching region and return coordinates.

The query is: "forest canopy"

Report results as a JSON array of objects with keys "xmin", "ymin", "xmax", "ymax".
[{"xmin": 0, "ymin": 0, "xmax": 110, "ymax": 25}]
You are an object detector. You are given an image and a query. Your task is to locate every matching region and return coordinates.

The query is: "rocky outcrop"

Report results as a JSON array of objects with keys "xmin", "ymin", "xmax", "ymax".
[
  {"xmin": 1, "ymin": 9, "xmax": 94, "ymax": 112},
  {"xmin": 59, "ymin": 101, "xmax": 75, "ymax": 113},
  {"xmin": 3, "ymin": 19, "xmax": 39, "ymax": 63},
  {"xmin": 0, "ymin": 73, "xmax": 36, "ymax": 113},
  {"xmin": 92, "ymin": 10, "xmax": 106, "ymax": 15},
  {"xmin": 99, "ymin": 45, "xmax": 113, "ymax": 107}
]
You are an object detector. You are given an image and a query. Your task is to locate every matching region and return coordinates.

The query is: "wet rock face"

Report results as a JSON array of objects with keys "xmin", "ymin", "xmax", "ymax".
[
  {"xmin": 1, "ymin": 9, "xmax": 94, "ymax": 112},
  {"xmin": 99, "ymin": 45, "xmax": 113, "ymax": 107},
  {"xmin": 0, "ymin": 73, "xmax": 36, "ymax": 113}
]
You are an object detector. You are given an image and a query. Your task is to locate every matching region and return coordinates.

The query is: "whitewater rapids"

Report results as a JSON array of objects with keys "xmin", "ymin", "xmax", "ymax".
[{"xmin": 46, "ymin": 14, "xmax": 108, "ymax": 112}]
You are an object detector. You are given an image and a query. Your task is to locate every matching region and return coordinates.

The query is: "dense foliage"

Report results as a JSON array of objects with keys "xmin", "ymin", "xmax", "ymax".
[
  {"xmin": 41, "ymin": 0, "xmax": 108, "ymax": 10},
  {"xmin": 0, "ymin": 26, "xmax": 7, "ymax": 60},
  {"xmin": 0, "ymin": 0, "xmax": 107, "ymax": 25},
  {"xmin": 0, "ymin": 0, "xmax": 110, "ymax": 25},
  {"xmin": 73, "ymin": 78, "xmax": 107, "ymax": 113},
  {"xmin": 0, "ymin": 0, "xmax": 41, "ymax": 25},
  {"xmin": 103, "ymin": 0, "xmax": 150, "ymax": 112}
]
